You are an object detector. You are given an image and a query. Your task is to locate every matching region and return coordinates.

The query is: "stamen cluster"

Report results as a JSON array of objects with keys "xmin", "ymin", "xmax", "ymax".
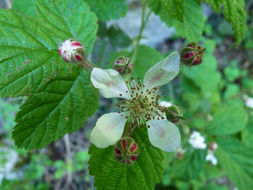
[{"xmin": 117, "ymin": 78, "xmax": 166, "ymax": 127}]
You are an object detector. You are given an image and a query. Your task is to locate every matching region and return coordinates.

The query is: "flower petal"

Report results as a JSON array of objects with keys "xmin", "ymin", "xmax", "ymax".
[
  {"xmin": 91, "ymin": 68, "xmax": 130, "ymax": 99},
  {"xmin": 147, "ymin": 119, "xmax": 181, "ymax": 152},
  {"xmin": 143, "ymin": 52, "xmax": 180, "ymax": 89},
  {"xmin": 90, "ymin": 112, "xmax": 127, "ymax": 148}
]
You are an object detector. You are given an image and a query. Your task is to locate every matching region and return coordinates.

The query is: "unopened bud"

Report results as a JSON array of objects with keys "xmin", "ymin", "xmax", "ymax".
[
  {"xmin": 209, "ymin": 142, "xmax": 218, "ymax": 151},
  {"xmin": 165, "ymin": 105, "xmax": 183, "ymax": 123},
  {"xmin": 180, "ymin": 43, "xmax": 206, "ymax": 66},
  {"xmin": 113, "ymin": 56, "xmax": 133, "ymax": 75},
  {"xmin": 115, "ymin": 137, "xmax": 139, "ymax": 166},
  {"xmin": 59, "ymin": 38, "xmax": 86, "ymax": 63}
]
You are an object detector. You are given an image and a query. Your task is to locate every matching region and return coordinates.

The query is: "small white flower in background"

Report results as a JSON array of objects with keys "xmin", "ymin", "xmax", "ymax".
[
  {"xmin": 58, "ymin": 38, "xmax": 86, "ymax": 63},
  {"xmin": 206, "ymin": 150, "xmax": 218, "ymax": 165},
  {"xmin": 245, "ymin": 96, "xmax": 253, "ymax": 109},
  {"xmin": 159, "ymin": 101, "xmax": 172, "ymax": 108},
  {"xmin": 189, "ymin": 131, "xmax": 207, "ymax": 149},
  {"xmin": 90, "ymin": 52, "xmax": 181, "ymax": 152}
]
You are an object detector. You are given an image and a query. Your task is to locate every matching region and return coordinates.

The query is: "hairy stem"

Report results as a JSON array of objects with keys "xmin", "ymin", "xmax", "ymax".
[{"xmin": 64, "ymin": 134, "xmax": 72, "ymax": 187}]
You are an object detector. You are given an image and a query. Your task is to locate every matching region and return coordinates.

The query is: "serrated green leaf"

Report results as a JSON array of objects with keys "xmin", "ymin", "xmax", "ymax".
[
  {"xmin": 35, "ymin": 0, "xmax": 97, "ymax": 54},
  {"xmin": 161, "ymin": 0, "xmax": 184, "ymax": 21},
  {"xmin": 12, "ymin": 68, "xmax": 99, "ymax": 150},
  {"xmin": 0, "ymin": 0, "xmax": 98, "ymax": 97},
  {"xmin": 201, "ymin": 0, "xmax": 246, "ymax": 46},
  {"xmin": 206, "ymin": 104, "xmax": 248, "ymax": 135},
  {"xmin": 149, "ymin": 0, "xmax": 206, "ymax": 42},
  {"xmin": 242, "ymin": 112, "xmax": 253, "ymax": 147},
  {"xmin": 85, "ymin": 0, "xmax": 127, "ymax": 22},
  {"xmin": 89, "ymin": 127, "xmax": 165, "ymax": 190},
  {"xmin": 0, "ymin": 0, "xmax": 99, "ymax": 150},
  {"xmin": 170, "ymin": 149, "xmax": 207, "ymax": 180},
  {"xmin": 216, "ymin": 138, "xmax": 253, "ymax": 190},
  {"xmin": 12, "ymin": 0, "xmax": 36, "ymax": 16}
]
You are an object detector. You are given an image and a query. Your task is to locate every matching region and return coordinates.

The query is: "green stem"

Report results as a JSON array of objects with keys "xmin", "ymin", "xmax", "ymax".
[{"xmin": 131, "ymin": 1, "xmax": 152, "ymax": 62}]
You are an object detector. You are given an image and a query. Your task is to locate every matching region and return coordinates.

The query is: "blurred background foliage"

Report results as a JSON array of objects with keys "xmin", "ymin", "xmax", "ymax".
[{"xmin": 0, "ymin": 0, "xmax": 253, "ymax": 189}]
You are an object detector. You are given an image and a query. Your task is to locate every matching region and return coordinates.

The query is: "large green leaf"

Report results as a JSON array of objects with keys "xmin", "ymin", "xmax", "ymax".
[
  {"xmin": 216, "ymin": 138, "xmax": 253, "ymax": 190},
  {"xmin": 149, "ymin": 0, "xmax": 206, "ymax": 42},
  {"xmin": 242, "ymin": 111, "xmax": 253, "ymax": 147},
  {"xmin": 170, "ymin": 149, "xmax": 207, "ymax": 180},
  {"xmin": 85, "ymin": 0, "xmax": 127, "ymax": 22},
  {"xmin": 89, "ymin": 127, "xmax": 165, "ymax": 190},
  {"xmin": 35, "ymin": 0, "xmax": 97, "ymax": 54},
  {"xmin": 0, "ymin": 0, "xmax": 97, "ymax": 97},
  {"xmin": 12, "ymin": 0, "xmax": 36, "ymax": 16},
  {"xmin": 12, "ymin": 68, "xmax": 98, "ymax": 150},
  {"xmin": 206, "ymin": 103, "xmax": 248, "ymax": 135},
  {"xmin": 149, "ymin": 0, "xmax": 184, "ymax": 21},
  {"xmin": 0, "ymin": 0, "xmax": 99, "ymax": 149},
  {"xmin": 201, "ymin": 0, "xmax": 246, "ymax": 46}
]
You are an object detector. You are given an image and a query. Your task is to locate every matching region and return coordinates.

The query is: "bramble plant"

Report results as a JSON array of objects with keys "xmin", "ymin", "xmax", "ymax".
[{"xmin": 0, "ymin": 0, "xmax": 251, "ymax": 189}]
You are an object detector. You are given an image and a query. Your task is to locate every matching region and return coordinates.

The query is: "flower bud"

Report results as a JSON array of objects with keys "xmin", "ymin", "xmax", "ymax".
[
  {"xmin": 209, "ymin": 142, "xmax": 218, "ymax": 151},
  {"xmin": 180, "ymin": 43, "xmax": 206, "ymax": 66},
  {"xmin": 114, "ymin": 137, "xmax": 139, "ymax": 166},
  {"xmin": 113, "ymin": 56, "xmax": 133, "ymax": 75},
  {"xmin": 165, "ymin": 105, "xmax": 183, "ymax": 123},
  {"xmin": 59, "ymin": 38, "xmax": 86, "ymax": 63}
]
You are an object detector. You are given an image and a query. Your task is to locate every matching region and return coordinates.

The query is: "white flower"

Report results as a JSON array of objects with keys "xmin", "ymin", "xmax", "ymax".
[
  {"xmin": 159, "ymin": 101, "xmax": 172, "ymax": 108},
  {"xmin": 90, "ymin": 52, "xmax": 181, "ymax": 152},
  {"xmin": 245, "ymin": 96, "xmax": 253, "ymax": 109},
  {"xmin": 206, "ymin": 150, "xmax": 218, "ymax": 165},
  {"xmin": 189, "ymin": 131, "xmax": 207, "ymax": 149}
]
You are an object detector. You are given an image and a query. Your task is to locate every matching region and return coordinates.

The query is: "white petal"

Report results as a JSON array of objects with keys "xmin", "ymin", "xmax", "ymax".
[
  {"xmin": 91, "ymin": 68, "xmax": 130, "ymax": 99},
  {"xmin": 90, "ymin": 113, "xmax": 127, "ymax": 148},
  {"xmin": 159, "ymin": 101, "xmax": 172, "ymax": 108},
  {"xmin": 143, "ymin": 52, "xmax": 180, "ymax": 89},
  {"xmin": 147, "ymin": 119, "xmax": 181, "ymax": 152}
]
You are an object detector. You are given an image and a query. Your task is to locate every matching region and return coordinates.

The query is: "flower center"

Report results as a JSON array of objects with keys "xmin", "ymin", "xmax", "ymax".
[{"xmin": 117, "ymin": 78, "xmax": 166, "ymax": 127}]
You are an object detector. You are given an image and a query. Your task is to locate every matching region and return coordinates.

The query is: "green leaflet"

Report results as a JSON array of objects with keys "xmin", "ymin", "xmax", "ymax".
[
  {"xmin": 85, "ymin": 0, "xmax": 128, "ymax": 22},
  {"xmin": 89, "ymin": 127, "xmax": 165, "ymax": 190},
  {"xmin": 201, "ymin": 0, "xmax": 246, "ymax": 46},
  {"xmin": 170, "ymin": 149, "xmax": 207, "ymax": 180},
  {"xmin": 149, "ymin": 0, "xmax": 184, "ymax": 22},
  {"xmin": 12, "ymin": 0, "xmax": 37, "ymax": 16},
  {"xmin": 149, "ymin": 0, "xmax": 206, "ymax": 42},
  {"xmin": 206, "ymin": 103, "xmax": 248, "ymax": 135},
  {"xmin": 12, "ymin": 68, "xmax": 98, "ymax": 150},
  {"xmin": 0, "ymin": 0, "xmax": 98, "ymax": 97},
  {"xmin": 216, "ymin": 138, "xmax": 253, "ymax": 190},
  {"xmin": 35, "ymin": 0, "xmax": 97, "ymax": 54},
  {"xmin": 0, "ymin": 0, "xmax": 99, "ymax": 149},
  {"xmin": 161, "ymin": 0, "xmax": 184, "ymax": 22}
]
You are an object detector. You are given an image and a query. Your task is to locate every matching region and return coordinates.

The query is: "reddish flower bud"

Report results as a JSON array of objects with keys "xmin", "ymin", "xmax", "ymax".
[
  {"xmin": 180, "ymin": 43, "xmax": 206, "ymax": 66},
  {"xmin": 165, "ymin": 105, "xmax": 184, "ymax": 123},
  {"xmin": 114, "ymin": 137, "xmax": 140, "ymax": 166},
  {"xmin": 209, "ymin": 142, "xmax": 218, "ymax": 151},
  {"xmin": 113, "ymin": 56, "xmax": 133, "ymax": 75},
  {"xmin": 58, "ymin": 38, "xmax": 86, "ymax": 63}
]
